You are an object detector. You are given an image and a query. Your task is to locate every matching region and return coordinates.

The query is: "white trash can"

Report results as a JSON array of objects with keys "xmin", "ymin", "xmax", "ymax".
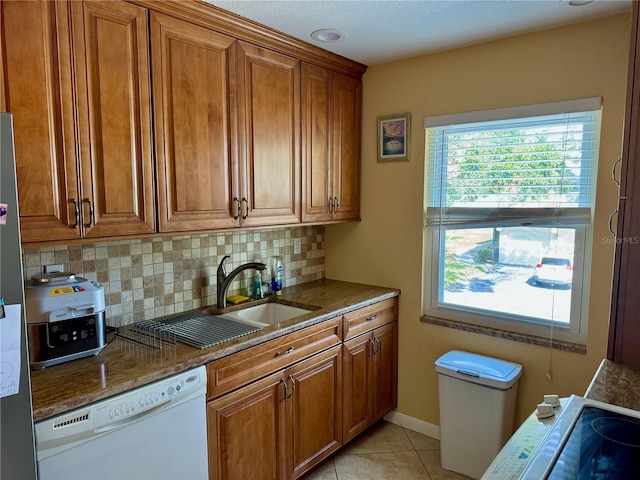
[{"xmin": 435, "ymin": 350, "xmax": 522, "ymax": 479}]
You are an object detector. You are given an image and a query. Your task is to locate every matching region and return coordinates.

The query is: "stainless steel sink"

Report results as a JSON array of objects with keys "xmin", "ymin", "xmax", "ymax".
[{"xmin": 218, "ymin": 303, "xmax": 313, "ymax": 327}]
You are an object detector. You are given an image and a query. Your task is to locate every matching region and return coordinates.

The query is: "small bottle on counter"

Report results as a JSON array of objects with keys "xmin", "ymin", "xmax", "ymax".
[
  {"xmin": 271, "ymin": 256, "xmax": 283, "ymax": 296},
  {"xmin": 253, "ymin": 270, "xmax": 264, "ymax": 300}
]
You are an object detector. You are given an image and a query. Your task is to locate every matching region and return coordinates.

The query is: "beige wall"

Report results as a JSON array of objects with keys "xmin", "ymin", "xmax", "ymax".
[{"xmin": 326, "ymin": 14, "xmax": 631, "ymax": 427}]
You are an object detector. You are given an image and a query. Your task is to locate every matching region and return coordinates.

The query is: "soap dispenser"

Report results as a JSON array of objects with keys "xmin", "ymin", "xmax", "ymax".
[{"xmin": 253, "ymin": 270, "xmax": 264, "ymax": 299}]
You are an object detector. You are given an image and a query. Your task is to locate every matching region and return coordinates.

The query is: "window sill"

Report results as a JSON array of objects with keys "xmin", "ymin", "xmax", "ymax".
[{"xmin": 420, "ymin": 314, "xmax": 586, "ymax": 355}]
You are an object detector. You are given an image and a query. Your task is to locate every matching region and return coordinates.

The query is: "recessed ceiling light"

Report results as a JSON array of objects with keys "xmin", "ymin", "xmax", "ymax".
[{"xmin": 311, "ymin": 29, "xmax": 347, "ymax": 43}]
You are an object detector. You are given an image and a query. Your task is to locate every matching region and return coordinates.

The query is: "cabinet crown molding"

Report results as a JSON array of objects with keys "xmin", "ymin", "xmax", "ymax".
[{"xmin": 127, "ymin": 0, "xmax": 368, "ymax": 77}]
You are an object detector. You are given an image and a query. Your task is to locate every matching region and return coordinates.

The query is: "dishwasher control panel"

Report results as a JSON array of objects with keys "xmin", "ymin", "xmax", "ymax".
[{"xmin": 93, "ymin": 368, "xmax": 204, "ymax": 428}]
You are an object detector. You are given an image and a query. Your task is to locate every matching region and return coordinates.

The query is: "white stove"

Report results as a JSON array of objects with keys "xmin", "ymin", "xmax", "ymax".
[{"xmin": 483, "ymin": 395, "xmax": 640, "ymax": 479}]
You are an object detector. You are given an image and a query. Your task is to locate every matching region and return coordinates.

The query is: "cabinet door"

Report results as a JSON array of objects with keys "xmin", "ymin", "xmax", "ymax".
[
  {"xmin": 371, "ymin": 322, "xmax": 398, "ymax": 422},
  {"xmin": 301, "ymin": 63, "xmax": 332, "ymax": 222},
  {"xmin": 609, "ymin": 0, "xmax": 640, "ymax": 366},
  {"xmin": 342, "ymin": 333, "xmax": 371, "ymax": 443},
  {"xmin": 207, "ymin": 371, "xmax": 287, "ymax": 480},
  {"xmin": 1, "ymin": 1, "xmax": 81, "ymax": 242},
  {"xmin": 301, "ymin": 64, "xmax": 361, "ymax": 223},
  {"xmin": 286, "ymin": 345, "xmax": 342, "ymax": 480},
  {"xmin": 71, "ymin": 0, "xmax": 155, "ymax": 237},
  {"xmin": 237, "ymin": 42, "xmax": 300, "ymax": 226},
  {"xmin": 150, "ymin": 13, "xmax": 240, "ymax": 232},
  {"xmin": 331, "ymin": 73, "xmax": 361, "ymax": 221}
]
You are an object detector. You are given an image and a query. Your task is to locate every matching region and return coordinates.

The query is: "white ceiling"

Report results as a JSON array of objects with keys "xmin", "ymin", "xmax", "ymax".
[{"xmin": 205, "ymin": 0, "xmax": 631, "ymax": 66}]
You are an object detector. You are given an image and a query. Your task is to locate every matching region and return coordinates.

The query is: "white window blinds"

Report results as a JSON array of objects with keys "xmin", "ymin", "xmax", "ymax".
[{"xmin": 425, "ymin": 98, "xmax": 602, "ymax": 228}]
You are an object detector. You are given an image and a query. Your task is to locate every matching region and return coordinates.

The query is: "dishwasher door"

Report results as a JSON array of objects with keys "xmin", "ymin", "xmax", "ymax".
[{"xmin": 35, "ymin": 366, "xmax": 208, "ymax": 480}]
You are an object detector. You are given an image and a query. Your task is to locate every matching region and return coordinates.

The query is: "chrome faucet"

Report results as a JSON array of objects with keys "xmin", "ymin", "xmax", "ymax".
[{"xmin": 216, "ymin": 255, "xmax": 267, "ymax": 308}]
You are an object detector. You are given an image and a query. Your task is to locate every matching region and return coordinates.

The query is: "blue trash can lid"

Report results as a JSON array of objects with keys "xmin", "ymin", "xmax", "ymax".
[{"xmin": 435, "ymin": 350, "xmax": 522, "ymax": 389}]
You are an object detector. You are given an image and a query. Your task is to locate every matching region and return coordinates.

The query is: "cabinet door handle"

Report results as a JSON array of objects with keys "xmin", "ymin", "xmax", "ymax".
[
  {"xmin": 287, "ymin": 375, "xmax": 295, "ymax": 398},
  {"xmin": 368, "ymin": 337, "xmax": 376, "ymax": 356},
  {"xmin": 82, "ymin": 198, "xmax": 94, "ymax": 228},
  {"xmin": 70, "ymin": 199, "xmax": 79, "ymax": 228},
  {"xmin": 333, "ymin": 196, "xmax": 339, "ymax": 213},
  {"xmin": 612, "ymin": 156, "xmax": 622, "ymax": 187},
  {"xmin": 608, "ymin": 208, "xmax": 618, "ymax": 237},
  {"xmin": 328, "ymin": 197, "xmax": 333, "ymax": 215},
  {"xmin": 233, "ymin": 197, "xmax": 241, "ymax": 220},
  {"xmin": 374, "ymin": 336, "xmax": 381, "ymax": 354},
  {"xmin": 241, "ymin": 197, "xmax": 249, "ymax": 219},
  {"xmin": 366, "ymin": 314, "xmax": 379, "ymax": 322},
  {"xmin": 280, "ymin": 377, "xmax": 288, "ymax": 401},
  {"xmin": 275, "ymin": 346, "xmax": 294, "ymax": 357}
]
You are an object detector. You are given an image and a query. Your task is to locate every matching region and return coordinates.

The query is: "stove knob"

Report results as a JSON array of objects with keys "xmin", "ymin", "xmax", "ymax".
[
  {"xmin": 544, "ymin": 394, "xmax": 561, "ymax": 407},
  {"xmin": 536, "ymin": 403, "xmax": 555, "ymax": 419}
]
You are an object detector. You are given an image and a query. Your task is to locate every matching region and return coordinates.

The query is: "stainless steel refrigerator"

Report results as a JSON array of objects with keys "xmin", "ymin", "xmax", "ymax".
[{"xmin": 0, "ymin": 113, "xmax": 38, "ymax": 478}]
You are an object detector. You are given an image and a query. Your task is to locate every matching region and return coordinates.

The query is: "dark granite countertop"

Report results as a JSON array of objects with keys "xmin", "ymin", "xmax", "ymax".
[
  {"xmin": 584, "ymin": 358, "xmax": 640, "ymax": 410},
  {"xmin": 30, "ymin": 279, "xmax": 399, "ymax": 421}
]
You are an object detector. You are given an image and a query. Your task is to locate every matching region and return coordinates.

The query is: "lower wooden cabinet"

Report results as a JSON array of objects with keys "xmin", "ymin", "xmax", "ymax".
[
  {"xmin": 343, "ymin": 321, "xmax": 398, "ymax": 443},
  {"xmin": 206, "ymin": 298, "xmax": 398, "ymax": 479},
  {"xmin": 207, "ymin": 345, "xmax": 342, "ymax": 480}
]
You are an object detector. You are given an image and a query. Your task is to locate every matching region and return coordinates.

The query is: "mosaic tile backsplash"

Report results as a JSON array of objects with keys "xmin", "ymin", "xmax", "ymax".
[{"xmin": 22, "ymin": 226, "xmax": 325, "ymax": 323}]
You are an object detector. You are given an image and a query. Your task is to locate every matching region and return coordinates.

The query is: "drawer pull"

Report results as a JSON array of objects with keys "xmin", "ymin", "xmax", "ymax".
[
  {"xmin": 366, "ymin": 314, "xmax": 379, "ymax": 322},
  {"xmin": 276, "ymin": 346, "xmax": 295, "ymax": 357}
]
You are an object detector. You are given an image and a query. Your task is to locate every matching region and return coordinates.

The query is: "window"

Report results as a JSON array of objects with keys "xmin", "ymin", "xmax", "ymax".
[{"xmin": 423, "ymin": 98, "xmax": 602, "ymax": 345}]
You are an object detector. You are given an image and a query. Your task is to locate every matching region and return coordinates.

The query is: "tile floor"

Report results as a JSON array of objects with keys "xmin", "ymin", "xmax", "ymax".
[{"xmin": 302, "ymin": 421, "xmax": 472, "ymax": 480}]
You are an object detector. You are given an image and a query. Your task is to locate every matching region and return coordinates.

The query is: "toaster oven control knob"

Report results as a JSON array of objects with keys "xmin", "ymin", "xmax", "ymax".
[{"xmin": 536, "ymin": 403, "xmax": 555, "ymax": 419}]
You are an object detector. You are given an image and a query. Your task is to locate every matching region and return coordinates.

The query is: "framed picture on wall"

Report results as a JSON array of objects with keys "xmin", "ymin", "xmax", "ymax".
[{"xmin": 377, "ymin": 112, "xmax": 411, "ymax": 162}]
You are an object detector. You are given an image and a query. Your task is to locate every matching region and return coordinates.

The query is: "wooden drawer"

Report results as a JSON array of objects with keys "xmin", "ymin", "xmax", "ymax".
[
  {"xmin": 342, "ymin": 298, "xmax": 398, "ymax": 341},
  {"xmin": 207, "ymin": 316, "xmax": 342, "ymax": 399}
]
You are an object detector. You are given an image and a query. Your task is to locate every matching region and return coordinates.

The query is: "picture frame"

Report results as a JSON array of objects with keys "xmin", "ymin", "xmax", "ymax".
[{"xmin": 377, "ymin": 112, "xmax": 411, "ymax": 162}]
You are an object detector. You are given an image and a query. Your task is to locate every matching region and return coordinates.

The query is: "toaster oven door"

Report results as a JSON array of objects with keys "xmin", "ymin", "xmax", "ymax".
[{"xmin": 27, "ymin": 312, "xmax": 107, "ymax": 368}]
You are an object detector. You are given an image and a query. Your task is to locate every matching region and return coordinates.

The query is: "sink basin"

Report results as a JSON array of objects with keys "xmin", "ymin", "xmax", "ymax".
[{"xmin": 219, "ymin": 303, "xmax": 313, "ymax": 327}]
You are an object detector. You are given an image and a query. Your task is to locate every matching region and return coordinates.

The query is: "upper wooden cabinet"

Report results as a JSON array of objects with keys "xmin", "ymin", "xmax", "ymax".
[
  {"xmin": 1, "ymin": 0, "xmax": 155, "ymax": 242},
  {"xmin": 302, "ymin": 63, "xmax": 362, "ymax": 222},
  {"xmin": 237, "ymin": 42, "xmax": 301, "ymax": 226},
  {"xmin": 2, "ymin": 0, "xmax": 364, "ymax": 244},
  {"xmin": 71, "ymin": 1, "xmax": 155, "ymax": 237},
  {"xmin": 150, "ymin": 12, "xmax": 239, "ymax": 232},
  {"xmin": 1, "ymin": 1, "xmax": 80, "ymax": 242}
]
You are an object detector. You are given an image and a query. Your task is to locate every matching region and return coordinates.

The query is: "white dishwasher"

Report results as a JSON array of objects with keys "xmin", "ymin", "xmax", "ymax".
[{"xmin": 35, "ymin": 366, "xmax": 208, "ymax": 480}]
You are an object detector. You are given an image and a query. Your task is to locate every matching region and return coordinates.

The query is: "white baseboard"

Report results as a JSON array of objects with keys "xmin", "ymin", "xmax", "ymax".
[{"xmin": 383, "ymin": 410, "xmax": 440, "ymax": 440}]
